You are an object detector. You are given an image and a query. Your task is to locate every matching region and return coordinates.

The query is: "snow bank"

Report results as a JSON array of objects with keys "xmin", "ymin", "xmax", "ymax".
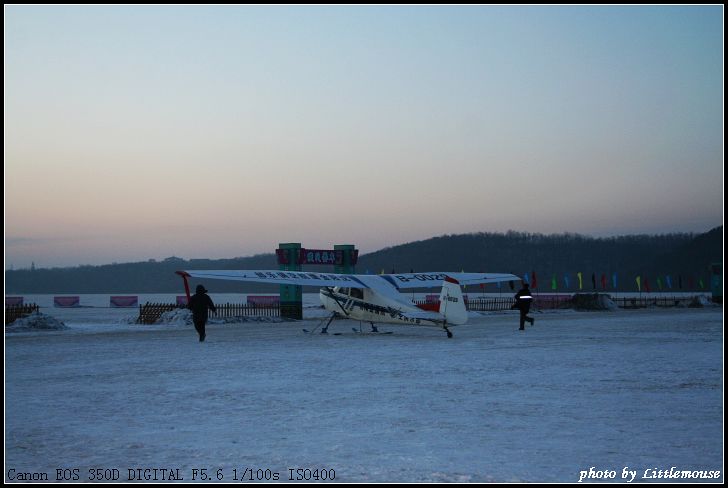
[
  {"xmin": 6, "ymin": 308, "xmax": 724, "ymax": 482},
  {"xmin": 5, "ymin": 311, "xmax": 69, "ymax": 332},
  {"xmin": 689, "ymin": 295, "xmax": 713, "ymax": 308},
  {"xmin": 572, "ymin": 293, "xmax": 618, "ymax": 311},
  {"xmin": 156, "ymin": 308, "xmax": 193, "ymax": 325}
]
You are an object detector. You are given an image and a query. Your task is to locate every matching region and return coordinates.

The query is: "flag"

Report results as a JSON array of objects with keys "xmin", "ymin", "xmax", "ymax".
[
  {"xmin": 612, "ymin": 272, "xmax": 618, "ymax": 289},
  {"xmin": 699, "ymin": 278, "xmax": 705, "ymax": 289},
  {"xmin": 551, "ymin": 274, "xmax": 557, "ymax": 291},
  {"xmin": 564, "ymin": 274, "xmax": 570, "ymax": 289},
  {"xmin": 591, "ymin": 272, "xmax": 596, "ymax": 290},
  {"xmin": 577, "ymin": 272, "xmax": 583, "ymax": 290},
  {"xmin": 656, "ymin": 277, "xmax": 663, "ymax": 290},
  {"xmin": 644, "ymin": 278, "xmax": 651, "ymax": 293},
  {"xmin": 523, "ymin": 273, "xmax": 530, "ymax": 284},
  {"xmin": 666, "ymin": 275, "xmax": 672, "ymax": 289},
  {"xmin": 601, "ymin": 273, "xmax": 607, "ymax": 290},
  {"xmin": 636, "ymin": 276, "xmax": 641, "ymax": 291},
  {"xmin": 678, "ymin": 275, "xmax": 683, "ymax": 289},
  {"xmin": 531, "ymin": 271, "xmax": 538, "ymax": 289}
]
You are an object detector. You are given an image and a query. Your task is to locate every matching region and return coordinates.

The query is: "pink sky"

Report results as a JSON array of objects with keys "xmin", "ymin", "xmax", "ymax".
[{"xmin": 5, "ymin": 6, "xmax": 723, "ymax": 269}]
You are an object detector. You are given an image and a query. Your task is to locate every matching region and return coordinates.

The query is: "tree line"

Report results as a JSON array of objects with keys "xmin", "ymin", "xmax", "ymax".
[{"xmin": 5, "ymin": 227, "xmax": 721, "ymax": 293}]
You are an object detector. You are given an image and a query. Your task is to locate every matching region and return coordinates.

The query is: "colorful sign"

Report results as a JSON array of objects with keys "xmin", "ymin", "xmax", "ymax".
[
  {"xmin": 300, "ymin": 249, "xmax": 344, "ymax": 265},
  {"xmin": 275, "ymin": 248, "xmax": 359, "ymax": 266}
]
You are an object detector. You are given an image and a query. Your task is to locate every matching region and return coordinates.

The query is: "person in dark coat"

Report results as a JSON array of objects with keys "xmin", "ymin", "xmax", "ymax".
[
  {"xmin": 188, "ymin": 284, "xmax": 216, "ymax": 342},
  {"xmin": 513, "ymin": 283, "xmax": 535, "ymax": 330}
]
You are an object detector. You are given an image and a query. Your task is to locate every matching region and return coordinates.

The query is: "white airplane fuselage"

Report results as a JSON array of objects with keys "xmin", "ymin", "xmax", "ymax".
[{"xmin": 319, "ymin": 286, "xmax": 442, "ymax": 328}]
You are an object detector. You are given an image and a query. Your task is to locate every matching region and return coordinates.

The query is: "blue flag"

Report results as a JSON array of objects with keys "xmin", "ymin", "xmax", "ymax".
[
  {"xmin": 564, "ymin": 274, "xmax": 570, "ymax": 288},
  {"xmin": 612, "ymin": 272, "xmax": 617, "ymax": 289}
]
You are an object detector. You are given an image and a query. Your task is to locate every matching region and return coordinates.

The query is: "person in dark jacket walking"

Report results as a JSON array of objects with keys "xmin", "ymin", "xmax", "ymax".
[
  {"xmin": 188, "ymin": 284, "xmax": 216, "ymax": 342},
  {"xmin": 513, "ymin": 283, "xmax": 535, "ymax": 330}
]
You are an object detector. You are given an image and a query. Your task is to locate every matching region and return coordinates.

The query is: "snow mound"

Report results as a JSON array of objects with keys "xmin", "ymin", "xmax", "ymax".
[
  {"xmin": 689, "ymin": 295, "xmax": 714, "ymax": 308},
  {"xmin": 154, "ymin": 308, "xmax": 286, "ymax": 325},
  {"xmin": 572, "ymin": 293, "xmax": 618, "ymax": 311},
  {"xmin": 156, "ymin": 308, "xmax": 193, "ymax": 325},
  {"xmin": 6, "ymin": 312, "xmax": 69, "ymax": 332}
]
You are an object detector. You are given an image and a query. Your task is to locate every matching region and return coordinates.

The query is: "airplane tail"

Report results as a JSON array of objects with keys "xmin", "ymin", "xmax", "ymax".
[{"xmin": 439, "ymin": 276, "xmax": 468, "ymax": 325}]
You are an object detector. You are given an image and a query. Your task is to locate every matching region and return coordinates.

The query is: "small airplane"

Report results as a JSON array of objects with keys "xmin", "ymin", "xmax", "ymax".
[{"xmin": 176, "ymin": 270, "xmax": 519, "ymax": 338}]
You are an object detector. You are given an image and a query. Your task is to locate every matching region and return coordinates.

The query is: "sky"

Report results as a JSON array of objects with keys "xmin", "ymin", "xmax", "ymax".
[{"xmin": 4, "ymin": 5, "xmax": 724, "ymax": 269}]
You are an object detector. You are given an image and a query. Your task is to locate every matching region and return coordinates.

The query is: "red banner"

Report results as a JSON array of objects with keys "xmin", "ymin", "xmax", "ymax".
[
  {"xmin": 247, "ymin": 295, "xmax": 280, "ymax": 305},
  {"xmin": 276, "ymin": 248, "xmax": 290, "ymax": 265},
  {"xmin": 54, "ymin": 296, "xmax": 80, "ymax": 307},
  {"xmin": 110, "ymin": 296, "xmax": 138, "ymax": 307}
]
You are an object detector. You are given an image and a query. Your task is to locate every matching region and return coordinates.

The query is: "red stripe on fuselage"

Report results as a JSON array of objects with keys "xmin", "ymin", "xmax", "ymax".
[{"xmin": 415, "ymin": 301, "xmax": 440, "ymax": 312}]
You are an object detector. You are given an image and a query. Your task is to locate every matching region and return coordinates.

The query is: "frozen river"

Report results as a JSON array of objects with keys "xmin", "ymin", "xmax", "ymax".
[{"xmin": 5, "ymin": 304, "xmax": 724, "ymax": 482}]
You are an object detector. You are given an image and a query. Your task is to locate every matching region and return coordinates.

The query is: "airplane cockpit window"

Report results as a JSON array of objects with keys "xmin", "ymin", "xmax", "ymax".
[{"xmin": 351, "ymin": 288, "xmax": 364, "ymax": 299}]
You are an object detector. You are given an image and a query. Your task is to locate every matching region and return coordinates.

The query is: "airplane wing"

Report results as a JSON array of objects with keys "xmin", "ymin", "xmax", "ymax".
[
  {"xmin": 179, "ymin": 270, "xmax": 519, "ymax": 290},
  {"xmin": 178, "ymin": 269, "xmax": 371, "ymax": 288},
  {"xmin": 379, "ymin": 272, "xmax": 520, "ymax": 289}
]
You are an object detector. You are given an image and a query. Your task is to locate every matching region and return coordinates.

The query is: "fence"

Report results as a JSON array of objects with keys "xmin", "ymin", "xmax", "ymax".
[
  {"xmin": 415, "ymin": 297, "xmax": 516, "ymax": 312},
  {"xmin": 415, "ymin": 294, "xmax": 709, "ymax": 312},
  {"xmin": 464, "ymin": 297, "xmax": 516, "ymax": 312},
  {"xmin": 136, "ymin": 302, "xmax": 280, "ymax": 324},
  {"xmin": 212, "ymin": 302, "xmax": 280, "ymax": 319},
  {"xmin": 468, "ymin": 297, "xmax": 569, "ymax": 311},
  {"xmin": 5, "ymin": 304, "xmax": 40, "ymax": 325},
  {"xmin": 611, "ymin": 296, "xmax": 697, "ymax": 309}
]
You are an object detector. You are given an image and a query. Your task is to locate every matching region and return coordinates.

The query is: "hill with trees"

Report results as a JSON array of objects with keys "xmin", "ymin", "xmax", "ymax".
[{"xmin": 5, "ymin": 227, "xmax": 721, "ymax": 293}]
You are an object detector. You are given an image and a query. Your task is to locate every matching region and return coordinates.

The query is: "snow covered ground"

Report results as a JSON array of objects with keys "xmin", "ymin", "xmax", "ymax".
[{"xmin": 5, "ymin": 296, "xmax": 723, "ymax": 483}]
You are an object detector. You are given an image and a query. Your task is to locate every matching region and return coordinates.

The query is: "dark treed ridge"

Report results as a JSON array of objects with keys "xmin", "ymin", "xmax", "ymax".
[{"xmin": 4, "ymin": 227, "xmax": 722, "ymax": 293}]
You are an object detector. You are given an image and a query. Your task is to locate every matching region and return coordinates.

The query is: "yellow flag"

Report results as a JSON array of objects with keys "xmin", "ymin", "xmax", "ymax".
[
  {"xmin": 577, "ymin": 272, "xmax": 583, "ymax": 290},
  {"xmin": 635, "ymin": 276, "xmax": 641, "ymax": 291}
]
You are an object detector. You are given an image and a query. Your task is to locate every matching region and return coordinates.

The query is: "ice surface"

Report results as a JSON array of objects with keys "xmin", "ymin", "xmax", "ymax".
[{"xmin": 4, "ymin": 296, "xmax": 724, "ymax": 483}]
